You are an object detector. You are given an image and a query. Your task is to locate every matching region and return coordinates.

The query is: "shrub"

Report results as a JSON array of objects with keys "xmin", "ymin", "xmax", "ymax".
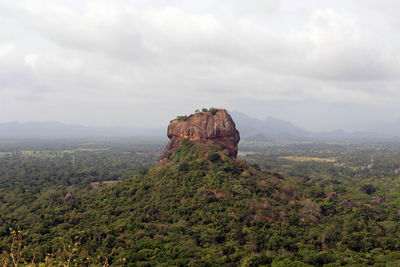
[
  {"xmin": 178, "ymin": 162, "xmax": 189, "ymax": 172},
  {"xmin": 207, "ymin": 152, "xmax": 221, "ymax": 162},
  {"xmin": 176, "ymin": 115, "xmax": 188, "ymax": 122},
  {"xmin": 362, "ymin": 184, "xmax": 376, "ymax": 195},
  {"xmin": 209, "ymin": 107, "xmax": 217, "ymax": 115}
]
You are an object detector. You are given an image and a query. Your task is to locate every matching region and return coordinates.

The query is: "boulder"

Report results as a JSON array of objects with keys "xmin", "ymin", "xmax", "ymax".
[
  {"xmin": 326, "ymin": 191, "xmax": 337, "ymax": 199},
  {"xmin": 64, "ymin": 192, "xmax": 75, "ymax": 203},
  {"xmin": 372, "ymin": 196, "xmax": 384, "ymax": 203}
]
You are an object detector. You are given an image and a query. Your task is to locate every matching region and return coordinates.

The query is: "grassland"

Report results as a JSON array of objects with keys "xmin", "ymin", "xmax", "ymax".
[{"xmin": 280, "ymin": 156, "xmax": 336, "ymax": 162}]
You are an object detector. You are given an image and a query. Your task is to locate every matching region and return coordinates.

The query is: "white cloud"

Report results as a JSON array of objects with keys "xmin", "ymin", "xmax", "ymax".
[
  {"xmin": 0, "ymin": 0, "xmax": 400, "ymax": 130},
  {"xmin": 24, "ymin": 53, "xmax": 38, "ymax": 68},
  {"xmin": 0, "ymin": 43, "xmax": 14, "ymax": 57}
]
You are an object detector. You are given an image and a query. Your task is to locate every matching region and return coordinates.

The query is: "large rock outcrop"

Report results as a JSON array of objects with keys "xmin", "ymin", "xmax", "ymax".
[{"xmin": 160, "ymin": 109, "xmax": 240, "ymax": 161}]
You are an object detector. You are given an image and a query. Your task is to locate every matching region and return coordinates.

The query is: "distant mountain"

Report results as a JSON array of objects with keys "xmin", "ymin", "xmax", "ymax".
[
  {"xmin": 230, "ymin": 111, "xmax": 310, "ymax": 141},
  {"xmin": 0, "ymin": 121, "xmax": 164, "ymax": 139},
  {"xmin": 369, "ymin": 119, "xmax": 400, "ymax": 138},
  {"xmin": 314, "ymin": 129, "xmax": 388, "ymax": 140},
  {"xmin": 230, "ymin": 111, "xmax": 387, "ymax": 141},
  {"xmin": 2, "ymin": 112, "xmax": 396, "ymax": 141}
]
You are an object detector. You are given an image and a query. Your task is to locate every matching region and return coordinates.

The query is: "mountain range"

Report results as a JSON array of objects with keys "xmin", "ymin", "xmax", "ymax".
[
  {"xmin": 1, "ymin": 111, "xmax": 400, "ymax": 141},
  {"xmin": 0, "ymin": 121, "xmax": 164, "ymax": 140},
  {"xmin": 229, "ymin": 111, "xmax": 394, "ymax": 141}
]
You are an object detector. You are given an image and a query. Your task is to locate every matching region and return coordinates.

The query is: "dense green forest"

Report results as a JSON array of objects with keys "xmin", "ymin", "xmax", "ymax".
[{"xmin": 2, "ymin": 140, "xmax": 400, "ymax": 265}]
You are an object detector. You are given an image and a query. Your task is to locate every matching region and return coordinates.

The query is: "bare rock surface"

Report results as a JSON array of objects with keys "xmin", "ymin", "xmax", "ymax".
[
  {"xmin": 64, "ymin": 192, "xmax": 75, "ymax": 203},
  {"xmin": 160, "ymin": 109, "xmax": 240, "ymax": 161}
]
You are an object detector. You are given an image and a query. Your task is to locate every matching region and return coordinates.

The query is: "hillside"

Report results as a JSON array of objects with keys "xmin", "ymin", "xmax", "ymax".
[
  {"xmin": 2, "ymin": 110, "xmax": 400, "ymax": 265},
  {"xmin": 0, "ymin": 137, "xmax": 307, "ymax": 265}
]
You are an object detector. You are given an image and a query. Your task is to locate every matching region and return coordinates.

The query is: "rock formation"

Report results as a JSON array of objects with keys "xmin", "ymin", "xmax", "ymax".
[
  {"xmin": 64, "ymin": 192, "xmax": 75, "ymax": 203},
  {"xmin": 160, "ymin": 109, "xmax": 240, "ymax": 161}
]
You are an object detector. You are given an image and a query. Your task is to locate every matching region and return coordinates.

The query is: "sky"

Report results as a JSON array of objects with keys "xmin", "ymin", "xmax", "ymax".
[{"xmin": 1, "ymin": 0, "xmax": 400, "ymax": 131}]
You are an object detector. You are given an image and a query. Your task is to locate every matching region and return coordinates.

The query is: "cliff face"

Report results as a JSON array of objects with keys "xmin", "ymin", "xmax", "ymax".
[{"xmin": 160, "ymin": 109, "xmax": 240, "ymax": 161}]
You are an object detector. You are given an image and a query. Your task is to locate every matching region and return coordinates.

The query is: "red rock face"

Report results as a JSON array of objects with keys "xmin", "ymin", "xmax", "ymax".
[{"xmin": 160, "ymin": 109, "xmax": 240, "ymax": 161}]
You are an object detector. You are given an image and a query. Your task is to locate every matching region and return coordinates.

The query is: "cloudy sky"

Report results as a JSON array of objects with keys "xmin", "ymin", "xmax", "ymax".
[{"xmin": 1, "ymin": 0, "xmax": 400, "ymax": 131}]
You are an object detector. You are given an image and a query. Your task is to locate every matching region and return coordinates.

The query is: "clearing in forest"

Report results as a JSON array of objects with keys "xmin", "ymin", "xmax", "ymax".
[{"xmin": 280, "ymin": 156, "xmax": 336, "ymax": 162}]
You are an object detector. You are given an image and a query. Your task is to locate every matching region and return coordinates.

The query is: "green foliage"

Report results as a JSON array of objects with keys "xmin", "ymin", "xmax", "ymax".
[
  {"xmin": 209, "ymin": 107, "xmax": 218, "ymax": 115},
  {"xmin": 195, "ymin": 107, "xmax": 218, "ymax": 114},
  {"xmin": 207, "ymin": 152, "xmax": 221, "ymax": 162},
  {"xmin": 2, "ymin": 140, "xmax": 400, "ymax": 265},
  {"xmin": 362, "ymin": 184, "xmax": 377, "ymax": 195},
  {"xmin": 176, "ymin": 115, "xmax": 188, "ymax": 122}
]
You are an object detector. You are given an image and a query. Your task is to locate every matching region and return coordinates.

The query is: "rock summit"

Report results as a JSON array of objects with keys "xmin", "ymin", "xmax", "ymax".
[{"xmin": 160, "ymin": 109, "xmax": 240, "ymax": 161}]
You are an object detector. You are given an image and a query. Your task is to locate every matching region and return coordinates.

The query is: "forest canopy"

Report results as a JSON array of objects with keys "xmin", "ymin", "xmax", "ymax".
[{"xmin": 1, "ymin": 140, "xmax": 400, "ymax": 265}]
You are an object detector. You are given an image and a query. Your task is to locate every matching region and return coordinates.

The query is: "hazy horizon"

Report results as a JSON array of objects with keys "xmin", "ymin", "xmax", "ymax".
[
  {"xmin": 2, "ymin": 109, "xmax": 399, "ymax": 136},
  {"xmin": 2, "ymin": 1, "xmax": 400, "ymax": 131}
]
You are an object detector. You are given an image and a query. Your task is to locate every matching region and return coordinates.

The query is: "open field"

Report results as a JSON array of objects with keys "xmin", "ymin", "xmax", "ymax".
[{"xmin": 279, "ymin": 156, "xmax": 336, "ymax": 162}]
